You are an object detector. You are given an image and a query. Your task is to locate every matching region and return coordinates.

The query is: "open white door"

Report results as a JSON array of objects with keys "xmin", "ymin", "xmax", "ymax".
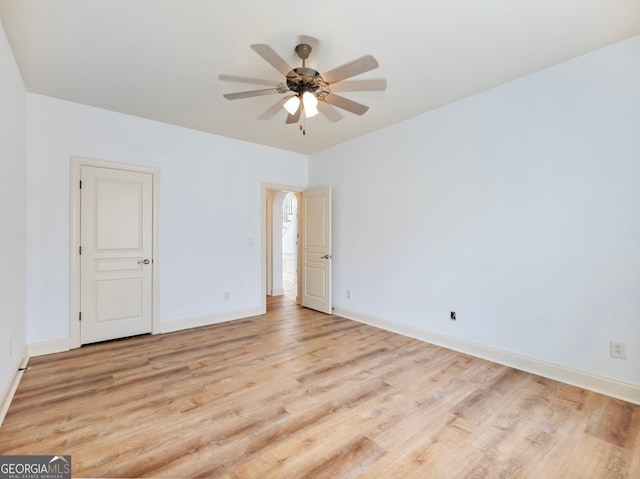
[
  {"xmin": 301, "ymin": 187, "xmax": 332, "ymax": 314},
  {"xmin": 80, "ymin": 166, "xmax": 153, "ymax": 344}
]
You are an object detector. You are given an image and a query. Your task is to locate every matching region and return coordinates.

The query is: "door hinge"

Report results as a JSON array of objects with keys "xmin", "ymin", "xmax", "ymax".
[
  {"xmin": 79, "ymin": 180, "xmax": 82, "ymax": 189},
  {"xmin": 79, "ymin": 312, "xmax": 82, "ymax": 321},
  {"xmin": 79, "ymin": 246, "xmax": 82, "ymax": 255}
]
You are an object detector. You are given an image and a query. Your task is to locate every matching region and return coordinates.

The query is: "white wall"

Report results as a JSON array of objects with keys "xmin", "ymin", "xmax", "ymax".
[
  {"xmin": 309, "ymin": 35, "xmax": 640, "ymax": 387},
  {"xmin": 0, "ymin": 20, "xmax": 27, "ymax": 396},
  {"xmin": 26, "ymin": 94, "xmax": 307, "ymax": 344}
]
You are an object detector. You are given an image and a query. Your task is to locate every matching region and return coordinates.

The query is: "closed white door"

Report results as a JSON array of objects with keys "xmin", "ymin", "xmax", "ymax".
[
  {"xmin": 301, "ymin": 187, "xmax": 332, "ymax": 314},
  {"xmin": 80, "ymin": 166, "xmax": 153, "ymax": 344}
]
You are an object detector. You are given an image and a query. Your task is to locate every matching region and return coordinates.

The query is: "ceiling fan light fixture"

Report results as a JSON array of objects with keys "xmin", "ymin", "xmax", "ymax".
[
  {"xmin": 283, "ymin": 95, "xmax": 300, "ymax": 115},
  {"xmin": 302, "ymin": 92, "xmax": 319, "ymax": 118},
  {"xmin": 305, "ymin": 106, "xmax": 319, "ymax": 118}
]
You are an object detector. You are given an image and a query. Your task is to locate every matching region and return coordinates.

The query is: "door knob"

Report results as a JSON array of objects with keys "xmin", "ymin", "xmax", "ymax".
[
  {"xmin": 138, "ymin": 259, "xmax": 151, "ymax": 264},
  {"xmin": 321, "ymin": 254, "xmax": 331, "ymax": 259}
]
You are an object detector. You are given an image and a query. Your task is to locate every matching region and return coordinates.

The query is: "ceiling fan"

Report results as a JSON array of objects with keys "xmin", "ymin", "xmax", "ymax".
[{"xmin": 220, "ymin": 41, "xmax": 386, "ymax": 134}]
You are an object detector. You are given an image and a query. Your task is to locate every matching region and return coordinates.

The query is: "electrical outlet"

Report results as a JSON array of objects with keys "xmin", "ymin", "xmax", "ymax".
[
  {"xmin": 224, "ymin": 292, "xmax": 230, "ymax": 301},
  {"xmin": 450, "ymin": 311, "xmax": 456, "ymax": 321},
  {"xmin": 346, "ymin": 289, "xmax": 351, "ymax": 299},
  {"xmin": 610, "ymin": 341, "xmax": 626, "ymax": 359}
]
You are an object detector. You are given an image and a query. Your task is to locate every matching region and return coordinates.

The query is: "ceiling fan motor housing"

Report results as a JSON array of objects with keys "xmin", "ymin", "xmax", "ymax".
[
  {"xmin": 286, "ymin": 68, "xmax": 330, "ymax": 99},
  {"xmin": 285, "ymin": 44, "xmax": 330, "ymax": 99}
]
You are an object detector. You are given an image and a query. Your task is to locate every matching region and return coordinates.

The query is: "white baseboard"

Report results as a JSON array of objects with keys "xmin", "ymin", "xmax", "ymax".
[
  {"xmin": 271, "ymin": 288, "xmax": 284, "ymax": 296},
  {"xmin": 27, "ymin": 307, "xmax": 264, "ymax": 355},
  {"xmin": 28, "ymin": 338, "xmax": 71, "ymax": 357},
  {"xmin": 160, "ymin": 306, "xmax": 264, "ymax": 334},
  {"xmin": 333, "ymin": 306, "xmax": 640, "ymax": 406},
  {"xmin": 0, "ymin": 346, "xmax": 29, "ymax": 427}
]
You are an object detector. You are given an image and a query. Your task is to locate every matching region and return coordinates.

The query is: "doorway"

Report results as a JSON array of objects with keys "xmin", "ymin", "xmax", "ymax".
[
  {"xmin": 261, "ymin": 183, "xmax": 332, "ymax": 315},
  {"xmin": 281, "ymin": 192, "xmax": 298, "ymax": 297},
  {"xmin": 266, "ymin": 189, "xmax": 300, "ymax": 304}
]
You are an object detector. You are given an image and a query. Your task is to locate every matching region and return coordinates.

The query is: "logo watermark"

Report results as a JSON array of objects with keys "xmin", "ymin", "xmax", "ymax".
[{"xmin": 0, "ymin": 456, "xmax": 71, "ymax": 479}]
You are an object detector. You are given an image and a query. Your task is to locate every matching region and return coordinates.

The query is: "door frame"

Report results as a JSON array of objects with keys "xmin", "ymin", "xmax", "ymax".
[
  {"xmin": 69, "ymin": 156, "xmax": 160, "ymax": 349},
  {"xmin": 261, "ymin": 182, "xmax": 305, "ymax": 314}
]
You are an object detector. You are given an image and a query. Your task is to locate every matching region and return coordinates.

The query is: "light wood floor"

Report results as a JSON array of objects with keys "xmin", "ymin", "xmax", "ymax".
[{"xmin": 1, "ymin": 294, "xmax": 639, "ymax": 478}]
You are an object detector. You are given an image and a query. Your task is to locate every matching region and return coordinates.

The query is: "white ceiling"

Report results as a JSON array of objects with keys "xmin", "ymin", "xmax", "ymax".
[{"xmin": 1, "ymin": 1, "xmax": 639, "ymax": 155}]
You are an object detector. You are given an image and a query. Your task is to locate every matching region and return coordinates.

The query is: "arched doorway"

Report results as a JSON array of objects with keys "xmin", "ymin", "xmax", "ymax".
[{"xmin": 266, "ymin": 189, "xmax": 298, "ymax": 300}]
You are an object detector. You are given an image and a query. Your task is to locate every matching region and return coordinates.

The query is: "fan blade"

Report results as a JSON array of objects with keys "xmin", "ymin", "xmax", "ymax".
[
  {"xmin": 330, "ymin": 79, "xmax": 387, "ymax": 92},
  {"xmin": 223, "ymin": 88, "xmax": 282, "ymax": 100},
  {"xmin": 285, "ymin": 105, "xmax": 301, "ymax": 124},
  {"xmin": 218, "ymin": 74, "xmax": 281, "ymax": 87},
  {"xmin": 250, "ymin": 44, "xmax": 293, "ymax": 76},
  {"xmin": 317, "ymin": 102, "xmax": 344, "ymax": 122},
  {"xmin": 258, "ymin": 98, "xmax": 288, "ymax": 120},
  {"xmin": 322, "ymin": 55, "xmax": 379, "ymax": 84},
  {"xmin": 322, "ymin": 94, "xmax": 369, "ymax": 115}
]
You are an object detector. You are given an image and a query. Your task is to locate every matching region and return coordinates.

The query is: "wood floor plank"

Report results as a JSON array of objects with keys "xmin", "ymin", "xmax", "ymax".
[{"xmin": 1, "ymin": 293, "xmax": 639, "ymax": 478}]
